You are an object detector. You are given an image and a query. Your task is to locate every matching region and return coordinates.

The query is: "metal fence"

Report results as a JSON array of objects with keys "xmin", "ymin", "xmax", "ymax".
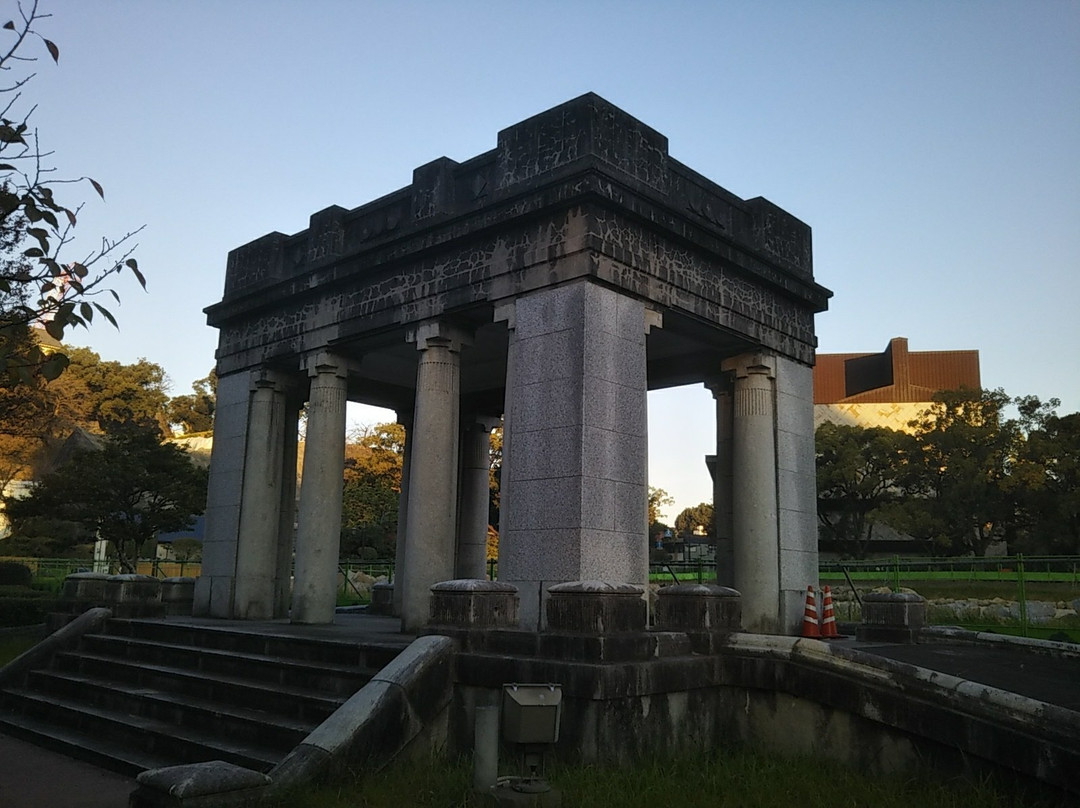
[
  {"xmin": 0, "ymin": 557, "xmax": 203, "ymax": 580},
  {"xmin": 6, "ymin": 553, "xmax": 1078, "ymax": 641}
]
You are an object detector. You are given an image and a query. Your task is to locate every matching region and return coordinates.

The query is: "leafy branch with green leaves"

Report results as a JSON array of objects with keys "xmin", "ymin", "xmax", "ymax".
[{"xmin": 0, "ymin": 0, "xmax": 145, "ymax": 386}]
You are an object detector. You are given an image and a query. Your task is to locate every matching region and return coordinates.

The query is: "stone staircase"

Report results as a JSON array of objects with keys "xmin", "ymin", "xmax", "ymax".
[{"xmin": 0, "ymin": 618, "xmax": 409, "ymax": 776}]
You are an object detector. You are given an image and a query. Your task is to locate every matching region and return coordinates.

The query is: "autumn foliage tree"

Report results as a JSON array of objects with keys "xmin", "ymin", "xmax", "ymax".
[{"xmin": 340, "ymin": 423, "xmax": 405, "ymax": 558}]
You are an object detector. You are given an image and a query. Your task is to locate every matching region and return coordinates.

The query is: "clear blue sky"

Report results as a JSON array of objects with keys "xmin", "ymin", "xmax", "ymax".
[{"xmin": 21, "ymin": 0, "xmax": 1080, "ymax": 522}]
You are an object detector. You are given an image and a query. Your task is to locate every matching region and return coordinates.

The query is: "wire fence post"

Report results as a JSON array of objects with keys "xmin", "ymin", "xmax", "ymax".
[
  {"xmin": 892, "ymin": 555, "xmax": 901, "ymax": 593},
  {"xmin": 1016, "ymin": 553, "xmax": 1028, "ymax": 638}
]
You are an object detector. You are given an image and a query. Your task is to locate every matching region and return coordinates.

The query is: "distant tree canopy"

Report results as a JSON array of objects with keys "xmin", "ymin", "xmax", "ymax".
[
  {"xmin": 166, "ymin": 370, "xmax": 216, "ymax": 435},
  {"xmin": 815, "ymin": 387, "xmax": 1078, "ymax": 558},
  {"xmin": 0, "ymin": 346, "xmax": 172, "ymax": 487},
  {"xmin": 338, "ymin": 421, "xmax": 502, "ymax": 560},
  {"xmin": 674, "ymin": 502, "xmax": 714, "ymax": 539},
  {"xmin": 648, "ymin": 487, "xmax": 674, "ymax": 527},
  {"xmin": 6, "ymin": 423, "xmax": 208, "ymax": 571},
  {"xmin": 815, "ymin": 422, "xmax": 919, "ymax": 558}
]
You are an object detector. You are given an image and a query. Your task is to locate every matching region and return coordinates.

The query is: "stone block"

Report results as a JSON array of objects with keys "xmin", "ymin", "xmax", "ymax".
[
  {"xmin": 585, "ymin": 281, "xmax": 620, "ymax": 336},
  {"xmin": 428, "ymin": 579, "xmax": 519, "ymax": 629},
  {"xmin": 161, "ymin": 577, "xmax": 196, "ymax": 616},
  {"xmin": 504, "ymin": 477, "xmax": 581, "ymax": 531},
  {"xmin": 777, "ymin": 468, "xmax": 816, "ymax": 527},
  {"xmin": 578, "ymin": 529, "xmax": 648, "ymax": 583},
  {"xmin": 857, "ymin": 592, "xmax": 927, "ymax": 643},
  {"xmin": 105, "ymin": 574, "xmax": 164, "ymax": 618},
  {"xmin": 513, "ymin": 427, "xmax": 583, "ymax": 481},
  {"xmin": 370, "ymin": 582, "xmax": 394, "ymax": 615},
  {"xmin": 580, "ymin": 377, "xmax": 619, "ymax": 431},
  {"xmin": 514, "ymin": 283, "xmax": 585, "ymax": 339},
  {"xmin": 515, "ymin": 378, "xmax": 584, "ymax": 431},
  {"xmin": 131, "ymin": 760, "xmax": 270, "ymax": 808},
  {"xmin": 613, "ymin": 481, "xmax": 646, "ymax": 534},
  {"xmin": 655, "ymin": 584, "xmax": 742, "ymax": 633},
  {"xmin": 60, "ymin": 572, "xmax": 110, "ymax": 605},
  {"xmin": 545, "ymin": 581, "xmax": 646, "ymax": 633},
  {"xmin": 499, "ymin": 532, "xmax": 583, "ymax": 584},
  {"xmin": 614, "ymin": 291, "xmax": 646, "ymax": 344},
  {"xmin": 580, "ymin": 477, "xmax": 616, "ymax": 531},
  {"xmin": 778, "ymin": 548, "xmax": 817, "ymax": 591}
]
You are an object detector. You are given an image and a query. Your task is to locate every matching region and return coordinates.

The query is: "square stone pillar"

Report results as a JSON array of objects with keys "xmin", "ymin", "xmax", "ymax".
[
  {"xmin": 195, "ymin": 370, "xmax": 255, "ymax": 617},
  {"xmin": 774, "ymin": 355, "xmax": 818, "ymax": 634},
  {"xmin": 706, "ymin": 376, "xmax": 735, "ymax": 588},
  {"xmin": 497, "ymin": 281, "xmax": 658, "ymax": 630}
]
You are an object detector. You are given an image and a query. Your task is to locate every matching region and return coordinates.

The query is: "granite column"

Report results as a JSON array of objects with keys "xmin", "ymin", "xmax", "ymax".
[
  {"xmin": 723, "ymin": 353, "xmax": 780, "ymax": 634},
  {"xmin": 292, "ymin": 353, "xmax": 348, "ymax": 625},
  {"xmin": 401, "ymin": 323, "xmax": 470, "ymax": 632}
]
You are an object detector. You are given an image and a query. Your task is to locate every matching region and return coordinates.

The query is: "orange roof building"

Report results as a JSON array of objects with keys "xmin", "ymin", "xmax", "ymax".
[{"xmin": 813, "ymin": 337, "xmax": 980, "ymax": 431}]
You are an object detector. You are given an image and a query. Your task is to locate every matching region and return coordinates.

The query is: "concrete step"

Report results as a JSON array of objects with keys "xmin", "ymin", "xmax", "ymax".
[
  {"xmin": 104, "ymin": 619, "xmax": 406, "ymax": 669},
  {"xmin": 1, "ymin": 688, "xmax": 283, "ymax": 772},
  {"xmin": 49, "ymin": 650, "xmax": 347, "ymax": 724},
  {"xmin": 0, "ymin": 711, "xmax": 174, "ymax": 777},
  {"xmin": 0, "ymin": 618, "xmax": 408, "ymax": 777},
  {"xmin": 25, "ymin": 668, "xmax": 317, "ymax": 751},
  {"xmin": 75, "ymin": 633, "xmax": 375, "ymax": 695}
]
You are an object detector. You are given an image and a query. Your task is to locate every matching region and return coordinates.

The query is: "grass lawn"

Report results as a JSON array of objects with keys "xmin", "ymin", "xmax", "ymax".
[
  {"xmin": 270, "ymin": 749, "xmax": 1065, "ymax": 808},
  {"xmin": 0, "ymin": 633, "xmax": 38, "ymax": 666}
]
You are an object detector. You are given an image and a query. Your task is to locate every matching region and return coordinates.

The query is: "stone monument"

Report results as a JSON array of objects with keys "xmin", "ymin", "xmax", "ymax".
[{"xmin": 196, "ymin": 93, "xmax": 831, "ymax": 634}]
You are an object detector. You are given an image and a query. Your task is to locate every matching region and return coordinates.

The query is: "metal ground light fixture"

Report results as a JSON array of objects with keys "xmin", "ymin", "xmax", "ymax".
[
  {"xmin": 502, "ymin": 683, "xmax": 562, "ymax": 798},
  {"xmin": 474, "ymin": 683, "xmax": 563, "ymax": 805}
]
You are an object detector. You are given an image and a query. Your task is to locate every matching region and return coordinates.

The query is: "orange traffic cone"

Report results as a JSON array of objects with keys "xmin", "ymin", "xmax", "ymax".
[
  {"xmin": 820, "ymin": 585, "xmax": 839, "ymax": 638},
  {"xmin": 801, "ymin": 585, "xmax": 820, "ymax": 637}
]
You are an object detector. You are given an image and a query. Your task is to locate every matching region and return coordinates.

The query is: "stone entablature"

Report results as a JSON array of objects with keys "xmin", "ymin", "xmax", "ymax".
[{"xmin": 207, "ymin": 93, "xmax": 829, "ymax": 382}]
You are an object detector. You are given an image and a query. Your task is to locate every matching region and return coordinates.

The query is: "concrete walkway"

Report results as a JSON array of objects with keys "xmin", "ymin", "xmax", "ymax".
[
  {"xmin": 0, "ymin": 732, "xmax": 135, "ymax": 808},
  {"xmin": 854, "ymin": 639, "xmax": 1080, "ymax": 711}
]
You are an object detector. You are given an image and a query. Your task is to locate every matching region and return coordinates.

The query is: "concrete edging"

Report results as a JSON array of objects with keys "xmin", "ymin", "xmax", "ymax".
[
  {"xmin": 269, "ymin": 634, "xmax": 455, "ymax": 789},
  {"xmin": 918, "ymin": 626, "xmax": 1080, "ymax": 660},
  {"xmin": 0, "ymin": 607, "xmax": 112, "ymax": 688},
  {"xmin": 723, "ymin": 633, "xmax": 1080, "ymax": 737}
]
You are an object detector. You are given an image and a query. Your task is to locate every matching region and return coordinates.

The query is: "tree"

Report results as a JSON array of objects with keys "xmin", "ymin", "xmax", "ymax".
[
  {"xmin": 648, "ymin": 487, "xmax": 674, "ymax": 526},
  {"xmin": 0, "ymin": 346, "xmax": 172, "ymax": 490},
  {"xmin": 339, "ymin": 423, "xmax": 405, "ymax": 558},
  {"xmin": 6, "ymin": 423, "xmax": 208, "ymax": 571},
  {"xmin": 1013, "ymin": 411, "xmax": 1080, "ymax": 554},
  {"xmin": 49, "ymin": 347, "xmax": 170, "ymax": 434},
  {"xmin": 0, "ymin": 1, "xmax": 145, "ymax": 388},
  {"xmin": 815, "ymin": 422, "xmax": 919, "ymax": 558},
  {"xmin": 674, "ymin": 502, "xmax": 714, "ymax": 539},
  {"xmin": 897, "ymin": 388, "xmax": 1019, "ymax": 556},
  {"xmin": 487, "ymin": 425, "xmax": 502, "ymax": 530},
  {"xmin": 167, "ymin": 370, "xmax": 216, "ymax": 434}
]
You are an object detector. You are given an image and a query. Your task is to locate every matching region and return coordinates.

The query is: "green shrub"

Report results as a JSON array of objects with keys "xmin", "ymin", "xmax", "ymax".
[
  {"xmin": 0, "ymin": 595, "xmax": 57, "ymax": 627},
  {"xmin": 0, "ymin": 562, "xmax": 32, "ymax": 587}
]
